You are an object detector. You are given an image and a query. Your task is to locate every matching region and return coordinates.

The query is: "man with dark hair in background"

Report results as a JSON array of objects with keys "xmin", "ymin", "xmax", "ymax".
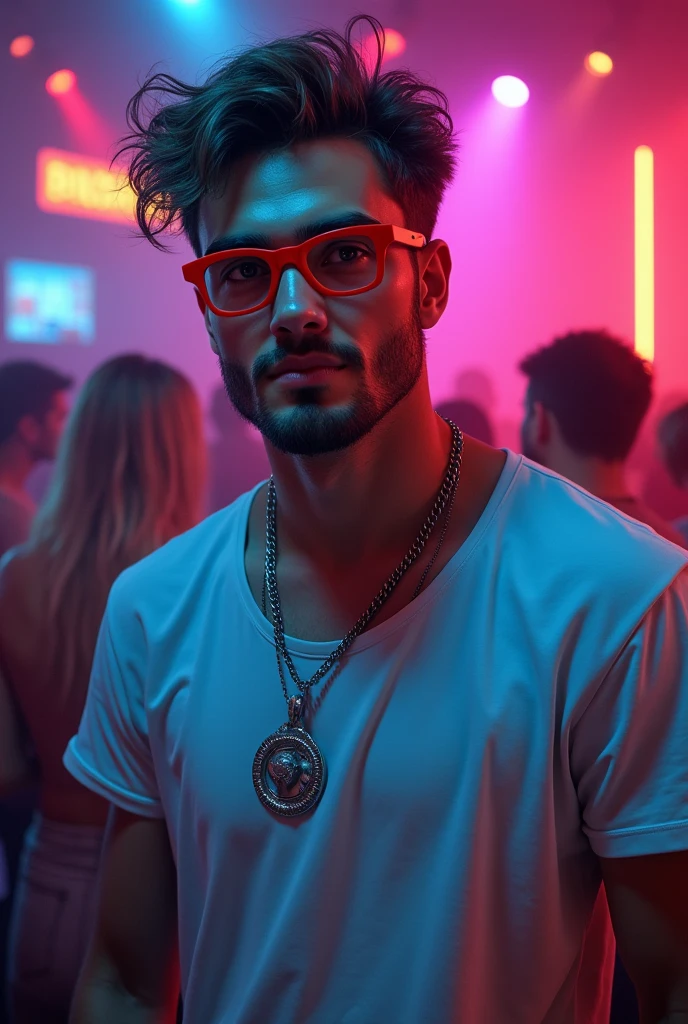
[
  {"xmin": 658, "ymin": 401, "xmax": 688, "ymax": 545},
  {"xmin": 66, "ymin": 20, "xmax": 688, "ymax": 1024},
  {"xmin": 0, "ymin": 360, "xmax": 72, "ymax": 558},
  {"xmin": 520, "ymin": 329, "xmax": 685, "ymax": 545}
]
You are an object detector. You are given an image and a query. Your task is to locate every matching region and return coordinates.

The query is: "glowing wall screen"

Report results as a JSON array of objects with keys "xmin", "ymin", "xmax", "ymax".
[{"xmin": 5, "ymin": 259, "xmax": 95, "ymax": 344}]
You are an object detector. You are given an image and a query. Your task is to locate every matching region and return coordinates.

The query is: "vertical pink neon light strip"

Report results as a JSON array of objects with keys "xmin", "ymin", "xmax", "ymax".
[{"xmin": 634, "ymin": 145, "xmax": 655, "ymax": 362}]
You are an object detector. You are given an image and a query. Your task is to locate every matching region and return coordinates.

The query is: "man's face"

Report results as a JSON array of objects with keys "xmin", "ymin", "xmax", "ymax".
[
  {"xmin": 196, "ymin": 139, "xmax": 429, "ymax": 456},
  {"xmin": 21, "ymin": 389, "xmax": 70, "ymax": 461}
]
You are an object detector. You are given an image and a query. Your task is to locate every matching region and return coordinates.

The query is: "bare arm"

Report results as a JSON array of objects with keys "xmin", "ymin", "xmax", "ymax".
[
  {"xmin": 70, "ymin": 808, "xmax": 179, "ymax": 1024},
  {"xmin": 601, "ymin": 851, "xmax": 688, "ymax": 1024}
]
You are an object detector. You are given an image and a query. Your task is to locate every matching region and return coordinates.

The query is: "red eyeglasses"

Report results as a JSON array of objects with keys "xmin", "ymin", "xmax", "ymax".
[{"xmin": 182, "ymin": 224, "xmax": 426, "ymax": 317}]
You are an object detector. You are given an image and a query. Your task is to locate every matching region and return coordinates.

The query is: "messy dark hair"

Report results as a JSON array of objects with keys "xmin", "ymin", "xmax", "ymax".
[
  {"xmin": 520, "ymin": 330, "xmax": 653, "ymax": 461},
  {"xmin": 116, "ymin": 16, "xmax": 456, "ymax": 256},
  {"xmin": 0, "ymin": 361, "xmax": 73, "ymax": 446}
]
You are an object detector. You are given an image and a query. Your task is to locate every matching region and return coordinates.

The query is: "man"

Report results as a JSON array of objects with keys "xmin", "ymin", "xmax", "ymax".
[
  {"xmin": 520, "ymin": 329, "xmax": 685, "ymax": 544},
  {"xmin": 67, "ymin": 19, "xmax": 688, "ymax": 1024},
  {"xmin": 658, "ymin": 402, "xmax": 688, "ymax": 545},
  {"xmin": 0, "ymin": 360, "xmax": 72, "ymax": 557}
]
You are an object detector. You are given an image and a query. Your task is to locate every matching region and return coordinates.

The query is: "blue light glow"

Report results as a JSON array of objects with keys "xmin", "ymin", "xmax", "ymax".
[{"xmin": 5, "ymin": 260, "xmax": 95, "ymax": 345}]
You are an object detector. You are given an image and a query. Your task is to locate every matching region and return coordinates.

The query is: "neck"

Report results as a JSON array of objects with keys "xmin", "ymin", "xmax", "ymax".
[
  {"xmin": 0, "ymin": 440, "xmax": 34, "ymax": 496},
  {"xmin": 553, "ymin": 450, "xmax": 630, "ymax": 501},
  {"xmin": 264, "ymin": 374, "xmax": 451, "ymax": 568}
]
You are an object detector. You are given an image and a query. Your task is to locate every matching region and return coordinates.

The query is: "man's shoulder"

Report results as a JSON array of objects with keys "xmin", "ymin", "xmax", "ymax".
[{"xmin": 507, "ymin": 455, "xmax": 688, "ymax": 596}]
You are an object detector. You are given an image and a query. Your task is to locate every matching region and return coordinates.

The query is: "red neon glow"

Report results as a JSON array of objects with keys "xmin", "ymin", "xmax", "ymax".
[
  {"xmin": 53, "ymin": 86, "xmax": 116, "ymax": 156},
  {"xmin": 10, "ymin": 35, "xmax": 34, "ymax": 58},
  {"xmin": 46, "ymin": 69, "xmax": 77, "ymax": 96}
]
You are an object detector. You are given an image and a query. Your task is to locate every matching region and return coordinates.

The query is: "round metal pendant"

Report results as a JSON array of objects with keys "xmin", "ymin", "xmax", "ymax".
[{"xmin": 253, "ymin": 723, "xmax": 327, "ymax": 817}]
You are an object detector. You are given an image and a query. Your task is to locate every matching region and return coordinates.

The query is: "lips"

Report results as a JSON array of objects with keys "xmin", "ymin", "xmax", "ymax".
[{"xmin": 268, "ymin": 354, "xmax": 347, "ymax": 379}]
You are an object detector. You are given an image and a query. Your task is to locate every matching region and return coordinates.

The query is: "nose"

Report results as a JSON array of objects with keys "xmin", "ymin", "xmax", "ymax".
[{"xmin": 269, "ymin": 266, "xmax": 328, "ymax": 341}]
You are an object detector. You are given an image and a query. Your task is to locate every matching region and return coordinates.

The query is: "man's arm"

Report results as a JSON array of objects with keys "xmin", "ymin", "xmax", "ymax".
[
  {"xmin": 70, "ymin": 808, "xmax": 179, "ymax": 1024},
  {"xmin": 601, "ymin": 851, "xmax": 688, "ymax": 1024}
]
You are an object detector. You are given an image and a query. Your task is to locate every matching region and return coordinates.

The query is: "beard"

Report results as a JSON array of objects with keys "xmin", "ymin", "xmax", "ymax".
[{"xmin": 218, "ymin": 309, "xmax": 426, "ymax": 456}]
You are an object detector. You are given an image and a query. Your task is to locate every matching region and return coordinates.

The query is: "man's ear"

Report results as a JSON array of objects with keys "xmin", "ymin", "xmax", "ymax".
[
  {"xmin": 533, "ymin": 400, "xmax": 553, "ymax": 445},
  {"xmin": 195, "ymin": 288, "xmax": 220, "ymax": 356},
  {"xmin": 418, "ymin": 239, "xmax": 451, "ymax": 330}
]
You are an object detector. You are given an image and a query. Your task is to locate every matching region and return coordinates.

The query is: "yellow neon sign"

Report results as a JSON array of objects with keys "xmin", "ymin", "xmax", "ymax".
[
  {"xmin": 36, "ymin": 147, "xmax": 137, "ymax": 224},
  {"xmin": 634, "ymin": 145, "xmax": 654, "ymax": 362}
]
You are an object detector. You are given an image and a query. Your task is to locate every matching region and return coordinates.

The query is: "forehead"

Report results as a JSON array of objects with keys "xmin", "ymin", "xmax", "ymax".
[{"xmin": 197, "ymin": 138, "xmax": 404, "ymax": 252}]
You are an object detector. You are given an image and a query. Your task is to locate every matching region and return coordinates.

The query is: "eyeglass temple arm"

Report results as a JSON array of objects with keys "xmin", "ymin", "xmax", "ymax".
[{"xmin": 391, "ymin": 227, "xmax": 426, "ymax": 248}]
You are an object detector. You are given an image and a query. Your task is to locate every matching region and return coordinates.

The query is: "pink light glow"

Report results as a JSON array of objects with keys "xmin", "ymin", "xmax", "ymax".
[
  {"xmin": 382, "ymin": 29, "xmax": 406, "ymax": 61},
  {"xmin": 46, "ymin": 69, "xmax": 77, "ymax": 96},
  {"xmin": 360, "ymin": 28, "xmax": 407, "ymax": 70},
  {"xmin": 10, "ymin": 35, "xmax": 34, "ymax": 58},
  {"xmin": 491, "ymin": 76, "xmax": 530, "ymax": 108}
]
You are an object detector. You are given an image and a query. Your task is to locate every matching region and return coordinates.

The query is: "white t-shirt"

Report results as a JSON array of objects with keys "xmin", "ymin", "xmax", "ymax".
[{"xmin": 64, "ymin": 451, "xmax": 688, "ymax": 1024}]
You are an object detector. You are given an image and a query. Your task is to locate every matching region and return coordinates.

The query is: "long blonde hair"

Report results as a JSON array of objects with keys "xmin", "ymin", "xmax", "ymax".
[{"xmin": 31, "ymin": 354, "xmax": 206, "ymax": 689}]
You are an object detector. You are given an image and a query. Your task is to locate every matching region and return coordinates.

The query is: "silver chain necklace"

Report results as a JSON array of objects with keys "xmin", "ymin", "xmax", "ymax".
[{"xmin": 252, "ymin": 420, "xmax": 463, "ymax": 817}]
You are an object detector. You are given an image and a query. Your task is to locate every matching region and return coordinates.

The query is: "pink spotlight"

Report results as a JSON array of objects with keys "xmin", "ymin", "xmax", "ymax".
[
  {"xmin": 491, "ymin": 75, "xmax": 530, "ymax": 108},
  {"xmin": 46, "ymin": 69, "xmax": 77, "ymax": 97}
]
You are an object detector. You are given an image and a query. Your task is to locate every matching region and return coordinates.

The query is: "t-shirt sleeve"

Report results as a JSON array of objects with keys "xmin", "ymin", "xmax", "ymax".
[
  {"xmin": 63, "ymin": 575, "xmax": 164, "ymax": 818},
  {"xmin": 572, "ymin": 567, "xmax": 688, "ymax": 858}
]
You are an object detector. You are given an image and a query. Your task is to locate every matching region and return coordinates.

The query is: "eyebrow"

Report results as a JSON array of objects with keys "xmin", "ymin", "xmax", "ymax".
[{"xmin": 203, "ymin": 211, "xmax": 382, "ymax": 257}]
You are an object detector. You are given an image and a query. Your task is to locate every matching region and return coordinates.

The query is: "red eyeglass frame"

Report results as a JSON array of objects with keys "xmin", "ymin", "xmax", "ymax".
[{"xmin": 181, "ymin": 223, "xmax": 426, "ymax": 317}]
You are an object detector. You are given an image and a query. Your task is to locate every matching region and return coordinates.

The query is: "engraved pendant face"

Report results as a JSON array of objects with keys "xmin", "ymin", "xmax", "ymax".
[{"xmin": 253, "ymin": 723, "xmax": 327, "ymax": 817}]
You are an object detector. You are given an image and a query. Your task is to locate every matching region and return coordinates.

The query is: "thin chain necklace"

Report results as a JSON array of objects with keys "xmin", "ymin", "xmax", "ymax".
[{"xmin": 252, "ymin": 419, "xmax": 463, "ymax": 817}]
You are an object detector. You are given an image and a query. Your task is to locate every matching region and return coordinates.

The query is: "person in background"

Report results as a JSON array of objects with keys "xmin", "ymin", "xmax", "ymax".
[
  {"xmin": 0, "ymin": 354, "xmax": 205, "ymax": 1023},
  {"xmin": 658, "ymin": 401, "xmax": 688, "ymax": 546},
  {"xmin": 520, "ymin": 329, "xmax": 685, "ymax": 1024},
  {"xmin": 434, "ymin": 397, "xmax": 495, "ymax": 446},
  {"xmin": 0, "ymin": 360, "xmax": 72, "ymax": 1021},
  {"xmin": 0, "ymin": 361, "xmax": 72, "ymax": 559},
  {"xmin": 520, "ymin": 329, "xmax": 686, "ymax": 545}
]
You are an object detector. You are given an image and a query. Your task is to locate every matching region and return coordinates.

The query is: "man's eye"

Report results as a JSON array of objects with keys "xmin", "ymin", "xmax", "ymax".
[
  {"xmin": 327, "ymin": 246, "xmax": 370, "ymax": 264},
  {"xmin": 226, "ymin": 261, "xmax": 267, "ymax": 281}
]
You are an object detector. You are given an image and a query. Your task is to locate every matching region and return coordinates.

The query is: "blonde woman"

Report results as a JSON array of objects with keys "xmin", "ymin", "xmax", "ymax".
[{"xmin": 0, "ymin": 354, "xmax": 205, "ymax": 1023}]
